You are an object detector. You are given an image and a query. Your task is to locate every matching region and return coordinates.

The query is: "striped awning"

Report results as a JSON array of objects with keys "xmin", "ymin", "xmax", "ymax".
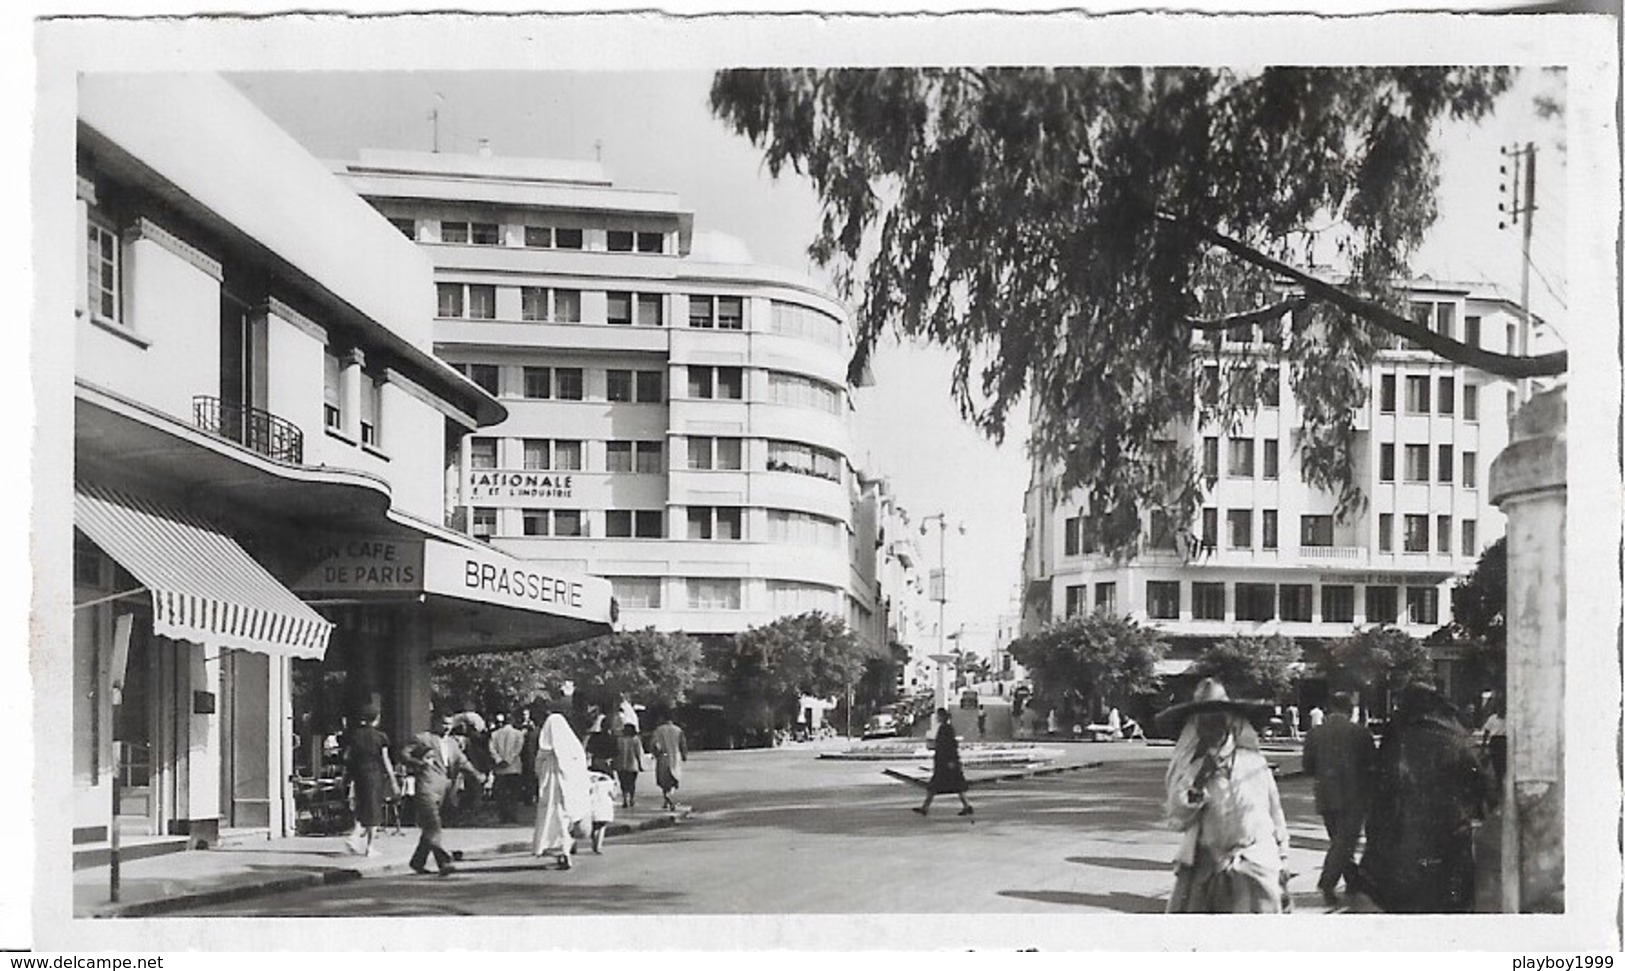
[{"xmin": 75, "ymin": 481, "xmax": 333, "ymax": 659}]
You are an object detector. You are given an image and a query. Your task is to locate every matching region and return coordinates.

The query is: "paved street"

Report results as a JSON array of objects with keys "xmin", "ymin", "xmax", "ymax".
[{"xmin": 177, "ymin": 743, "xmax": 1344, "ymax": 916}]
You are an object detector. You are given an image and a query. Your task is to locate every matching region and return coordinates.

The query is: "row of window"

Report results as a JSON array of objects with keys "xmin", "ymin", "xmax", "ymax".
[
  {"xmin": 470, "ymin": 505, "xmax": 844, "ymax": 544},
  {"xmin": 468, "ymin": 435, "xmax": 844, "ymax": 479},
  {"xmin": 1377, "ymin": 373, "xmax": 1481, "ymax": 418},
  {"xmin": 1063, "ymin": 509, "xmax": 1478, "ymax": 558},
  {"xmin": 606, "ymin": 576, "xmax": 844, "ymax": 613},
  {"xmin": 1199, "ymin": 366, "xmax": 1281, "ymax": 408},
  {"xmin": 1066, "ymin": 579, "xmax": 1441, "ymax": 625},
  {"xmin": 323, "ymin": 349, "xmax": 385, "ymax": 447},
  {"xmin": 395, "ymin": 217, "xmax": 662, "ymax": 254},
  {"xmin": 1378, "ymin": 443, "xmax": 1478, "ymax": 487},
  {"xmin": 437, "ymin": 284, "xmax": 841, "ymax": 341},
  {"xmin": 453, "ymin": 362, "xmax": 845, "ymax": 411},
  {"xmin": 1201, "ymin": 437, "xmax": 1280, "ymax": 479},
  {"xmin": 1191, "ymin": 304, "xmax": 1497, "ymax": 354}
]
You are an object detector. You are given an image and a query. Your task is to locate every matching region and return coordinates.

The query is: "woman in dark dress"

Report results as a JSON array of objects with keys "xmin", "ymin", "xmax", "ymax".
[
  {"xmin": 344, "ymin": 704, "xmax": 394, "ymax": 856},
  {"xmin": 912, "ymin": 708, "xmax": 973, "ymax": 817}
]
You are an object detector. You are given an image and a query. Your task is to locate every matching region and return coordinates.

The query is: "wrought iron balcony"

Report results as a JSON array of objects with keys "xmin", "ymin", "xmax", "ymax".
[{"xmin": 193, "ymin": 395, "xmax": 304, "ymax": 464}]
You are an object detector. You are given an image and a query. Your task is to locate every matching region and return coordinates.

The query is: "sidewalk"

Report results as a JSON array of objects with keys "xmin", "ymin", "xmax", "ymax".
[{"xmin": 73, "ymin": 805, "xmax": 690, "ymax": 919}]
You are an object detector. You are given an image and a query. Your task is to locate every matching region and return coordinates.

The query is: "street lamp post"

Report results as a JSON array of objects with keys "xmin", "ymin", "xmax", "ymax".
[{"xmin": 919, "ymin": 513, "xmax": 964, "ymax": 712}]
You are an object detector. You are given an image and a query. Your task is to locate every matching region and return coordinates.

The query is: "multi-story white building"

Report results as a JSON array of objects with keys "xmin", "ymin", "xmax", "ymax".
[
  {"xmin": 333, "ymin": 149, "xmax": 882, "ymax": 659},
  {"xmin": 68, "ymin": 77, "xmax": 611, "ymax": 854},
  {"xmin": 1023, "ymin": 281, "xmax": 1525, "ymax": 710}
]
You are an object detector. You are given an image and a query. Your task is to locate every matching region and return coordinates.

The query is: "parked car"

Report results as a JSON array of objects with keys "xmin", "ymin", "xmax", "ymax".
[{"xmin": 862, "ymin": 713, "xmax": 899, "ymax": 739}]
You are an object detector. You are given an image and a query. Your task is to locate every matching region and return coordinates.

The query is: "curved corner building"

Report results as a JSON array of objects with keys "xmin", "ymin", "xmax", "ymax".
[{"xmin": 335, "ymin": 149, "xmax": 876, "ymax": 646}]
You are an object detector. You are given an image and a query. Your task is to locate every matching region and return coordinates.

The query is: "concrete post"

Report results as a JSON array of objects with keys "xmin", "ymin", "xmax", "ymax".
[{"xmin": 1487, "ymin": 385, "xmax": 1566, "ymax": 913}]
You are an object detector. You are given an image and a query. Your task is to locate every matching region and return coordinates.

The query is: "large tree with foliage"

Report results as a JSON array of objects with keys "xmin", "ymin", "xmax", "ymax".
[
  {"xmin": 430, "ymin": 628, "xmax": 704, "ymax": 719},
  {"xmin": 1318, "ymin": 625, "xmax": 1436, "ymax": 716},
  {"xmin": 711, "ymin": 68, "xmax": 1563, "ymax": 557},
  {"xmin": 1190, "ymin": 634, "xmax": 1302, "ymax": 702},
  {"xmin": 1007, "ymin": 611, "xmax": 1166, "ymax": 723},
  {"xmin": 1432, "ymin": 536, "xmax": 1508, "ymax": 696},
  {"xmin": 710, "ymin": 612, "xmax": 872, "ymax": 734}
]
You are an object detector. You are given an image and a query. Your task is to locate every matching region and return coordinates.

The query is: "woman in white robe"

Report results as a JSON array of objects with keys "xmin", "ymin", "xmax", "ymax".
[{"xmin": 532, "ymin": 712, "xmax": 590, "ymax": 870}]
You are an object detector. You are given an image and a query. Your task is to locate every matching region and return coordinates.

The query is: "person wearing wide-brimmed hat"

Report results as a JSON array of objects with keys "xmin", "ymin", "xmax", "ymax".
[
  {"xmin": 1358, "ymin": 682, "xmax": 1493, "ymax": 913},
  {"xmin": 1159, "ymin": 678, "xmax": 1291, "ymax": 913}
]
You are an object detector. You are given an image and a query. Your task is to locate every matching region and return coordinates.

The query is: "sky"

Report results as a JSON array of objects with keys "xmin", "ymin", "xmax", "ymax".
[{"xmin": 226, "ymin": 66, "xmax": 1566, "ymax": 658}]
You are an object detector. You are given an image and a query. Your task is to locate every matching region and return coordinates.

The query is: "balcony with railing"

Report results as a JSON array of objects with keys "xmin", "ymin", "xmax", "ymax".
[
  {"xmin": 193, "ymin": 395, "xmax": 304, "ymax": 464},
  {"xmin": 1298, "ymin": 545, "xmax": 1366, "ymax": 560}
]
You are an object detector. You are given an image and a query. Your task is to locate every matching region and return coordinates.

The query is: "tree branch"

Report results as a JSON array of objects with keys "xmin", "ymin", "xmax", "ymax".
[
  {"xmin": 1184, "ymin": 296, "xmax": 1308, "ymax": 331},
  {"xmin": 1163, "ymin": 215, "xmax": 1569, "ymax": 378}
]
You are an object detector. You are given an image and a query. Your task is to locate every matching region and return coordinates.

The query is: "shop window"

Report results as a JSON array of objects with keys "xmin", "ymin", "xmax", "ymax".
[
  {"xmin": 1366, "ymin": 586, "xmax": 1399, "ymax": 624},
  {"xmin": 1321, "ymin": 585, "xmax": 1354, "ymax": 623},
  {"xmin": 1235, "ymin": 583, "xmax": 1275, "ymax": 621},
  {"xmin": 1279, "ymin": 584, "xmax": 1312, "ymax": 622}
]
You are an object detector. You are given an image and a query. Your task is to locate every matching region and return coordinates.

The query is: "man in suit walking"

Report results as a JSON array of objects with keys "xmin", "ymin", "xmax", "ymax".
[
  {"xmin": 1301, "ymin": 692, "xmax": 1376, "ymax": 906},
  {"xmin": 398, "ymin": 713, "xmax": 485, "ymax": 875}
]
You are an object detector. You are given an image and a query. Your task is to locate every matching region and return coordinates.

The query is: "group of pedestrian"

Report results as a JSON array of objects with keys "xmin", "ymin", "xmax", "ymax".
[
  {"xmin": 339, "ymin": 700, "xmax": 689, "ymax": 876},
  {"xmin": 1157, "ymin": 677, "xmax": 1495, "ymax": 914}
]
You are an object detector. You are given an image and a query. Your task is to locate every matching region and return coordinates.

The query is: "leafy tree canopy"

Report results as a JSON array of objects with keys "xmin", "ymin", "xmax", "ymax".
[
  {"xmin": 1444, "ymin": 536, "xmax": 1507, "ymax": 651},
  {"xmin": 1007, "ymin": 611, "xmax": 1166, "ymax": 719},
  {"xmin": 430, "ymin": 650, "xmax": 555, "ymax": 718},
  {"xmin": 711, "ymin": 612, "xmax": 872, "ymax": 732},
  {"xmin": 1318, "ymin": 625, "xmax": 1435, "ymax": 701},
  {"xmin": 711, "ymin": 67, "xmax": 1560, "ymax": 557},
  {"xmin": 1190, "ymin": 634, "xmax": 1302, "ymax": 702}
]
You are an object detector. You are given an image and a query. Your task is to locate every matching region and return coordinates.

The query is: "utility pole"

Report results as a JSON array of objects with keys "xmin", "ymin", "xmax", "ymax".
[
  {"xmin": 429, "ymin": 93, "xmax": 445, "ymax": 154},
  {"xmin": 1499, "ymin": 142, "xmax": 1537, "ymax": 404}
]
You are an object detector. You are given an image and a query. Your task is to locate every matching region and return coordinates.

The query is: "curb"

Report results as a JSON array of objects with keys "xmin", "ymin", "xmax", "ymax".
[
  {"xmin": 85, "ymin": 811, "xmax": 690, "ymax": 919},
  {"xmin": 883, "ymin": 760, "xmax": 1105, "ymax": 789}
]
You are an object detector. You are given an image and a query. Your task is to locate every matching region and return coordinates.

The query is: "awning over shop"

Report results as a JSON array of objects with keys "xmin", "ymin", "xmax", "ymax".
[{"xmin": 75, "ymin": 481, "xmax": 334, "ymax": 659}]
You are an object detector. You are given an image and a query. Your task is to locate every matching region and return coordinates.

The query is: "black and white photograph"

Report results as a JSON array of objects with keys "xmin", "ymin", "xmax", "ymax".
[{"xmin": 14, "ymin": 1, "xmax": 1622, "ymax": 958}]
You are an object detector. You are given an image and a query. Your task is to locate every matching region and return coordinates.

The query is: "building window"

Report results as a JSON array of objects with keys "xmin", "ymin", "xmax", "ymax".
[
  {"xmin": 771, "ymin": 302, "xmax": 843, "ymax": 346},
  {"xmin": 1404, "ymin": 374, "xmax": 1432, "ymax": 414},
  {"xmin": 606, "ymin": 510, "xmax": 664, "ymax": 538},
  {"xmin": 1226, "ymin": 509, "xmax": 1252, "ymax": 549},
  {"xmin": 1438, "ymin": 376, "xmax": 1456, "ymax": 415},
  {"xmin": 1148, "ymin": 510, "xmax": 1178, "ymax": 551},
  {"xmin": 607, "ymin": 369, "xmax": 635, "ymax": 402},
  {"xmin": 1465, "ymin": 315, "xmax": 1481, "ymax": 349},
  {"xmin": 519, "ymin": 287, "xmax": 581, "ymax": 323},
  {"xmin": 1406, "ymin": 586, "xmax": 1439, "ymax": 625},
  {"xmin": 689, "ymin": 366, "xmax": 745, "ymax": 400},
  {"xmin": 458, "ymin": 363, "xmax": 500, "ymax": 396},
  {"xmin": 607, "ymin": 230, "xmax": 635, "ymax": 252},
  {"xmin": 523, "ymin": 225, "xmax": 551, "ymax": 248},
  {"xmin": 86, "ymin": 219, "xmax": 124, "ymax": 323},
  {"xmin": 636, "ymin": 294, "xmax": 663, "ymax": 327},
  {"xmin": 523, "ymin": 367, "xmax": 551, "ymax": 399},
  {"xmin": 1200, "ymin": 508, "xmax": 1218, "ymax": 551},
  {"xmin": 1463, "ymin": 519, "xmax": 1477, "ymax": 556},
  {"xmin": 554, "ymin": 440, "xmax": 583, "ymax": 471},
  {"xmin": 360, "ymin": 377, "xmax": 382, "ymax": 446},
  {"xmin": 1192, "ymin": 582, "xmax": 1225, "ymax": 620},
  {"xmin": 553, "ymin": 510, "xmax": 584, "ymax": 537},
  {"xmin": 768, "ymin": 372, "xmax": 842, "ymax": 413},
  {"xmin": 1261, "ymin": 368, "xmax": 1280, "ymax": 408},
  {"xmin": 471, "ymin": 507, "xmax": 498, "ymax": 539},
  {"xmin": 1202, "ymin": 437, "xmax": 1220, "ymax": 480},
  {"xmin": 635, "ymin": 440, "xmax": 663, "ymax": 474},
  {"xmin": 638, "ymin": 231, "xmax": 664, "ymax": 253},
  {"xmin": 606, "ymin": 440, "xmax": 633, "ymax": 472},
  {"xmin": 1063, "ymin": 515, "xmax": 1082, "ymax": 557},
  {"xmin": 766, "ymin": 510, "xmax": 842, "ymax": 548},
  {"xmin": 522, "ymin": 438, "xmax": 549, "ymax": 470},
  {"xmin": 554, "ymin": 290, "xmax": 582, "ymax": 323},
  {"xmin": 1403, "ymin": 444, "xmax": 1430, "ymax": 482},
  {"xmin": 1262, "ymin": 439, "xmax": 1279, "ymax": 479},
  {"xmin": 1321, "ymin": 585, "xmax": 1355, "ymax": 623},
  {"xmin": 1379, "ymin": 374, "xmax": 1396, "ymax": 413},
  {"xmin": 471, "ymin": 223, "xmax": 500, "ymax": 246},
  {"xmin": 1227, "ymin": 438, "xmax": 1255, "ymax": 478},
  {"xmin": 1065, "ymin": 584, "xmax": 1087, "ymax": 618},
  {"xmin": 1403, "ymin": 514, "xmax": 1430, "ymax": 553},
  {"xmin": 1300, "ymin": 514, "xmax": 1333, "ymax": 548},
  {"xmin": 1279, "ymin": 584, "xmax": 1312, "ymax": 622},
  {"xmin": 1506, "ymin": 322, "xmax": 1516, "ymax": 354},
  {"xmin": 1462, "ymin": 451, "xmax": 1477, "ymax": 488},
  {"xmin": 1437, "ymin": 445, "xmax": 1454, "ymax": 483},
  {"xmin": 1438, "ymin": 515, "xmax": 1453, "ymax": 554},
  {"xmin": 323, "ymin": 350, "xmax": 343, "ymax": 430},
  {"xmin": 687, "ymin": 506, "xmax": 743, "ymax": 540},
  {"xmin": 1235, "ymin": 583, "xmax": 1275, "ymax": 621},
  {"xmin": 1094, "ymin": 582, "xmax": 1116, "ymax": 613},
  {"xmin": 555, "ymin": 368, "xmax": 584, "ymax": 401},
  {"xmin": 1379, "ymin": 513, "xmax": 1394, "ymax": 553},
  {"xmin": 691, "ymin": 294, "xmax": 744, "ymax": 330},
  {"xmin": 521, "ymin": 287, "xmax": 547, "ymax": 322},
  {"xmin": 468, "ymin": 437, "xmax": 498, "ymax": 470},
  {"xmin": 1379, "ymin": 443, "xmax": 1396, "ymax": 483},
  {"xmin": 1463, "ymin": 384, "xmax": 1479, "ymax": 421},
  {"xmin": 688, "ymin": 436, "xmax": 743, "ymax": 471},
  {"xmin": 610, "ymin": 576, "xmax": 662, "ymax": 608},
  {"xmin": 607, "ymin": 291, "xmax": 633, "ymax": 325},
  {"xmin": 767, "ymin": 440, "xmax": 842, "ymax": 481},
  {"xmin": 437, "ymin": 284, "xmax": 495, "ymax": 319},
  {"xmin": 1366, "ymin": 585, "xmax": 1399, "ymax": 624},
  {"xmin": 688, "ymin": 296, "xmax": 714, "ymax": 329},
  {"xmin": 1146, "ymin": 581, "xmax": 1180, "ymax": 620},
  {"xmin": 636, "ymin": 371, "xmax": 664, "ymax": 403},
  {"xmin": 522, "ymin": 510, "xmax": 549, "ymax": 537},
  {"xmin": 555, "ymin": 228, "xmax": 584, "ymax": 250},
  {"xmin": 388, "ymin": 216, "xmax": 416, "ymax": 238},
  {"xmin": 437, "ymin": 283, "xmax": 463, "ymax": 318},
  {"xmin": 440, "ymin": 221, "xmax": 469, "ymax": 244},
  {"xmin": 1200, "ymin": 365, "xmax": 1220, "ymax": 408},
  {"xmin": 1433, "ymin": 303, "xmax": 1455, "ymax": 340},
  {"xmin": 1261, "ymin": 509, "xmax": 1278, "ymax": 550},
  {"xmin": 686, "ymin": 578, "xmax": 742, "ymax": 610}
]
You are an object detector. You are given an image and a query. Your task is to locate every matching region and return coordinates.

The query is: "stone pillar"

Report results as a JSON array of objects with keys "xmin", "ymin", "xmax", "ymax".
[{"xmin": 1487, "ymin": 385, "xmax": 1566, "ymax": 913}]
